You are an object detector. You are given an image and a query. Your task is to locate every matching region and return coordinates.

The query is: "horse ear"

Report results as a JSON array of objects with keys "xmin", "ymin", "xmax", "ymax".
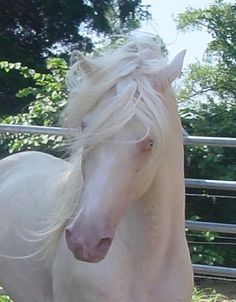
[
  {"xmin": 70, "ymin": 50, "xmax": 93, "ymax": 74},
  {"xmin": 156, "ymin": 50, "xmax": 186, "ymax": 92}
]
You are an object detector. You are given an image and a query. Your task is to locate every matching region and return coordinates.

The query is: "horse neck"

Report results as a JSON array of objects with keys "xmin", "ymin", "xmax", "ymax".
[
  {"xmin": 139, "ymin": 164, "xmax": 186, "ymax": 249},
  {"xmin": 121, "ymin": 132, "xmax": 186, "ymax": 262}
]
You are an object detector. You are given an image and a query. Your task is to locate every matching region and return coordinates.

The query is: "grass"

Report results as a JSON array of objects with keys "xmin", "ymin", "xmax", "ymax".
[
  {"xmin": 0, "ymin": 288, "xmax": 235, "ymax": 302},
  {"xmin": 192, "ymin": 288, "xmax": 236, "ymax": 302}
]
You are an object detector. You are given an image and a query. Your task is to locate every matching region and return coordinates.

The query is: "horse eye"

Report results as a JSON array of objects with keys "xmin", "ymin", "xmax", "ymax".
[
  {"xmin": 137, "ymin": 138, "xmax": 154, "ymax": 153},
  {"xmin": 148, "ymin": 140, "xmax": 154, "ymax": 149}
]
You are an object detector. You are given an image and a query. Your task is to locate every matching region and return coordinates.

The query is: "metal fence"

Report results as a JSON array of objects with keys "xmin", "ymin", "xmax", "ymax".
[{"xmin": 0, "ymin": 124, "xmax": 236, "ymax": 281}]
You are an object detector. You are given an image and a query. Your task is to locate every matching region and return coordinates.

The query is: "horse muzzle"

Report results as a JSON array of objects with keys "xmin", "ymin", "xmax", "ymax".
[{"xmin": 65, "ymin": 222, "xmax": 113, "ymax": 263}]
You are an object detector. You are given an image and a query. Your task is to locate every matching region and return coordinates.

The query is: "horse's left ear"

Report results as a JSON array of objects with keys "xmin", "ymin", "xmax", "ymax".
[{"xmin": 156, "ymin": 50, "xmax": 186, "ymax": 92}]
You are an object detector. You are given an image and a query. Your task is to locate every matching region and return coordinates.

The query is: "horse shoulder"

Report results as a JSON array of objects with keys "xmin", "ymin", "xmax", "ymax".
[
  {"xmin": 0, "ymin": 151, "xmax": 69, "ymax": 171},
  {"xmin": 0, "ymin": 151, "xmax": 70, "ymax": 181},
  {"xmin": 0, "ymin": 151, "xmax": 72, "ymax": 218}
]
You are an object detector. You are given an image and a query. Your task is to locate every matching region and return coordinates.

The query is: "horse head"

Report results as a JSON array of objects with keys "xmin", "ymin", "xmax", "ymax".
[{"xmin": 64, "ymin": 38, "xmax": 186, "ymax": 263}]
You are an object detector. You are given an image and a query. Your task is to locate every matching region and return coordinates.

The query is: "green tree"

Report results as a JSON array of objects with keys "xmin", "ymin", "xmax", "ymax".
[
  {"xmin": 0, "ymin": 58, "xmax": 68, "ymax": 157},
  {"xmin": 0, "ymin": 0, "xmax": 150, "ymax": 64},
  {"xmin": 177, "ymin": 0, "xmax": 236, "ymax": 102},
  {"xmin": 0, "ymin": 0, "xmax": 150, "ymax": 116}
]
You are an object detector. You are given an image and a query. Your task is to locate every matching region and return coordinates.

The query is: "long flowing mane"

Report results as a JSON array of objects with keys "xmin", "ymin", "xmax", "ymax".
[
  {"xmin": 6, "ymin": 38, "xmax": 179, "ymax": 261},
  {"xmin": 63, "ymin": 38, "xmax": 171, "ymax": 143}
]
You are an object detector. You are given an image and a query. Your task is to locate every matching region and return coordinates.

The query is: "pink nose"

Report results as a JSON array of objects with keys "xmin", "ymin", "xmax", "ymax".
[{"xmin": 65, "ymin": 227, "xmax": 112, "ymax": 263}]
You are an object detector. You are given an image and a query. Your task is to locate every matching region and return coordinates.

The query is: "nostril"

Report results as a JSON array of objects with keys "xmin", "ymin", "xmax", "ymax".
[
  {"xmin": 65, "ymin": 227, "xmax": 72, "ymax": 242},
  {"xmin": 96, "ymin": 238, "xmax": 112, "ymax": 254},
  {"xmin": 65, "ymin": 227, "xmax": 82, "ymax": 254}
]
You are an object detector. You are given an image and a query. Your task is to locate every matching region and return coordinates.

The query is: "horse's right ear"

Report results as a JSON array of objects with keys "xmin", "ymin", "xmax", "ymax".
[
  {"xmin": 155, "ymin": 50, "xmax": 186, "ymax": 92},
  {"xmin": 70, "ymin": 51, "xmax": 93, "ymax": 74}
]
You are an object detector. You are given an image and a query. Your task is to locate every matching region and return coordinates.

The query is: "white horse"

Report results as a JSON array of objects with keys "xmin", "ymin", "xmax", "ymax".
[{"xmin": 0, "ymin": 38, "xmax": 193, "ymax": 302}]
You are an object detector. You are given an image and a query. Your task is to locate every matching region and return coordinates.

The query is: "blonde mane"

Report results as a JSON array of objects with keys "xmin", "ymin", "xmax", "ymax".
[{"xmin": 64, "ymin": 38, "xmax": 169, "ymax": 129}]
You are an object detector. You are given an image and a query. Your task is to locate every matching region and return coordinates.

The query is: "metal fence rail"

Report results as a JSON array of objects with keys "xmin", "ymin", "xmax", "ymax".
[
  {"xmin": 185, "ymin": 178, "xmax": 236, "ymax": 191},
  {"xmin": 186, "ymin": 221, "xmax": 236, "ymax": 234},
  {"xmin": 0, "ymin": 123, "xmax": 236, "ymax": 282},
  {"xmin": 184, "ymin": 135, "xmax": 236, "ymax": 148},
  {"xmin": 193, "ymin": 264, "xmax": 236, "ymax": 278},
  {"xmin": 1, "ymin": 124, "xmax": 236, "ymax": 147},
  {"xmin": 0, "ymin": 124, "xmax": 76, "ymax": 136}
]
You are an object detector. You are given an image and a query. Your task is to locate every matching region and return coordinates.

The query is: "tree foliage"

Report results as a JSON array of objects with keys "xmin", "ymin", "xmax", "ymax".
[
  {"xmin": 0, "ymin": 0, "xmax": 150, "ymax": 116},
  {"xmin": 0, "ymin": 58, "xmax": 68, "ymax": 157},
  {"xmin": 0, "ymin": 0, "xmax": 150, "ymax": 64},
  {"xmin": 177, "ymin": 0, "xmax": 236, "ymax": 102}
]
